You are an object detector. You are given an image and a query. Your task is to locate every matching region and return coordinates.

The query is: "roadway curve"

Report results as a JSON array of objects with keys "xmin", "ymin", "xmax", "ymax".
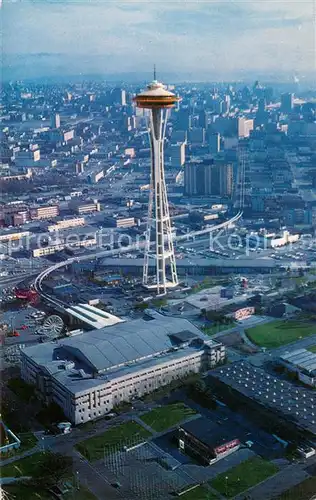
[{"xmin": 33, "ymin": 211, "xmax": 243, "ymax": 308}]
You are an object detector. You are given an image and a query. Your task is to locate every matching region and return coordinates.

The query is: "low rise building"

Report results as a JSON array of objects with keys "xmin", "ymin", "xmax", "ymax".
[
  {"xmin": 47, "ymin": 217, "xmax": 85, "ymax": 232},
  {"xmin": 179, "ymin": 417, "xmax": 240, "ymax": 465},
  {"xmin": 69, "ymin": 200, "xmax": 100, "ymax": 215},
  {"xmin": 21, "ymin": 313, "xmax": 225, "ymax": 424},
  {"xmin": 105, "ymin": 217, "xmax": 136, "ymax": 228},
  {"xmin": 30, "ymin": 205, "xmax": 59, "ymax": 220},
  {"xmin": 280, "ymin": 349, "xmax": 316, "ymax": 387}
]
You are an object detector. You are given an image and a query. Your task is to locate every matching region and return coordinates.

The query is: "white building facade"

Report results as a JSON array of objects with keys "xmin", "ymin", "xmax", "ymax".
[{"xmin": 21, "ymin": 314, "xmax": 225, "ymax": 425}]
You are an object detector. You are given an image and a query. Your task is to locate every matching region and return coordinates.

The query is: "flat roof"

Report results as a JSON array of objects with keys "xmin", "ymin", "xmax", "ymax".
[
  {"xmin": 65, "ymin": 303, "xmax": 124, "ymax": 330},
  {"xmin": 180, "ymin": 417, "xmax": 239, "ymax": 449},
  {"xmin": 280, "ymin": 349, "xmax": 316, "ymax": 376},
  {"xmin": 210, "ymin": 362, "xmax": 316, "ymax": 436}
]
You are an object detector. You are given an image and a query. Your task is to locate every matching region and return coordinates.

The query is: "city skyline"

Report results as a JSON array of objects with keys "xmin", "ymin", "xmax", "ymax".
[{"xmin": 3, "ymin": 0, "xmax": 315, "ymax": 81}]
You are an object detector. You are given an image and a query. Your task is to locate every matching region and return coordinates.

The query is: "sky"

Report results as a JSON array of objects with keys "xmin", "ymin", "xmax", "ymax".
[{"xmin": 2, "ymin": 0, "xmax": 315, "ymax": 81}]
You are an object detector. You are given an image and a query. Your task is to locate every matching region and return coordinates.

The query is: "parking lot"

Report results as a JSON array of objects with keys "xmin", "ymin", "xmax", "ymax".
[{"xmin": 1, "ymin": 306, "xmax": 47, "ymax": 347}]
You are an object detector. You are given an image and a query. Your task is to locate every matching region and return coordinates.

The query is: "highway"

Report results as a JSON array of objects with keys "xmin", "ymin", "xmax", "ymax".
[{"xmin": 33, "ymin": 211, "xmax": 243, "ymax": 309}]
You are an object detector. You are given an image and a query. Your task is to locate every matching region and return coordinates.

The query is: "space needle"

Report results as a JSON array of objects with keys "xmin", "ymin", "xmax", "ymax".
[{"xmin": 134, "ymin": 72, "xmax": 180, "ymax": 295}]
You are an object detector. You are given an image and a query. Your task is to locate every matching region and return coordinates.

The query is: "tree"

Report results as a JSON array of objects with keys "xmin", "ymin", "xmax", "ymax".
[{"xmin": 27, "ymin": 452, "xmax": 73, "ymax": 489}]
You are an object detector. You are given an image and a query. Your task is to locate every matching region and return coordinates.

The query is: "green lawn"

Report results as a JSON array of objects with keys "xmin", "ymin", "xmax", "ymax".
[
  {"xmin": 178, "ymin": 485, "xmax": 218, "ymax": 500},
  {"xmin": 76, "ymin": 420, "xmax": 151, "ymax": 461},
  {"xmin": 2, "ymin": 453, "xmax": 96, "ymax": 500},
  {"xmin": 246, "ymin": 320, "xmax": 316, "ymax": 348},
  {"xmin": 17, "ymin": 432, "xmax": 38, "ymax": 454},
  {"xmin": 1, "ymin": 452, "xmax": 46, "ymax": 478},
  {"xmin": 3, "ymin": 484, "xmax": 53, "ymax": 500},
  {"xmin": 140, "ymin": 402, "xmax": 197, "ymax": 432},
  {"xmin": 275, "ymin": 476, "xmax": 316, "ymax": 500},
  {"xmin": 210, "ymin": 457, "xmax": 278, "ymax": 498},
  {"xmin": 308, "ymin": 345, "xmax": 316, "ymax": 353},
  {"xmin": 4, "ymin": 479, "xmax": 97, "ymax": 500},
  {"xmin": 202, "ymin": 324, "xmax": 234, "ymax": 336}
]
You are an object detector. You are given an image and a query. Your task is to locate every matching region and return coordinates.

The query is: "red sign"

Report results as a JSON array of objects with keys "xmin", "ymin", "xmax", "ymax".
[
  {"xmin": 215, "ymin": 439, "xmax": 240, "ymax": 455},
  {"xmin": 234, "ymin": 307, "xmax": 255, "ymax": 320}
]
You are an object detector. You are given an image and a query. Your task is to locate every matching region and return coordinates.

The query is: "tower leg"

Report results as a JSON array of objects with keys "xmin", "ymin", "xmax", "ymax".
[{"xmin": 142, "ymin": 108, "xmax": 178, "ymax": 294}]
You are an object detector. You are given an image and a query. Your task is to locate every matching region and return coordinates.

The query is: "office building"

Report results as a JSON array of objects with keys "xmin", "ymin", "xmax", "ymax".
[
  {"xmin": 170, "ymin": 143, "xmax": 186, "ymax": 168},
  {"xmin": 281, "ymin": 93, "xmax": 294, "ymax": 113},
  {"xmin": 15, "ymin": 149, "xmax": 40, "ymax": 167},
  {"xmin": 188, "ymin": 128, "xmax": 205, "ymax": 144},
  {"xmin": 185, "ymin": 160, "xmax": 232, "ymax": 197},
  {"xmin": 208, "ymin": 133, "xmax": 221, "ymax": 154},
  {"xmin": 184, "ymin": 162, "xmax": 206, "ymax": 196},
  {"xmin": 32, "ymin": 236, "xmax": 97, "ymax": 258},
  {"xmin": 105, "ymin": 217, "xmax": 136, "ymax": 228},
  {"xmin": 47, "ymin": 217, "xmax": 85, "ymax": 232},
  {"xmin": 179, "ymin": 417, "xmax": 240, "ymax": 465},
  {"xmin": 238, "ymin": 118, "xmax": 254, "ymax": 138},
  {"xmin": 50, "ymin": 113, "xmax": 61, "ymax": 129},
  {"xmin": 111, "ymin": 88, "xmax": 126, "ymax": 106},
  {"xmin": 172, "ymin": 130, "xmax": 187, "ymax": 143},
  {"xmin": 63, "ymin": 130, "xmax": 75, "ymax": 143},
  {"xmin": 69, "ymin": 200, "xmax": 100, "ymax": 215},
  {"xmin": 21, "ymin": 314, "xmax": 226, "ymax": 424},
  {"xmin": 175, "ymin": 109, "xmax": 191, "ymax": 131},
  {"xmin": 198, "ymin": 110, "xmax": 208, "ymax": 129},
  {"xmin": 205, "ymin": 162, "xmax": 233, "ymax": 197},
  {"xmin": 12, "ymin": 211, "xmax": 29, "ymax": 226},
  {"xmin": 29, "ymin": 205, "xmax": 59, "ymax": 220}
]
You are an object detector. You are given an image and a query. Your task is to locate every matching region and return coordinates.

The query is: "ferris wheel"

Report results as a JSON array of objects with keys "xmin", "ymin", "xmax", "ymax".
[{"xmin": 37, "ymin": 315, "xmax": 64, "ymax": 338}]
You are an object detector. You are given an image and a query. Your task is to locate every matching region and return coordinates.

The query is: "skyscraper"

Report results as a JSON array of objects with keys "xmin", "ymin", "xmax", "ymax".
[
  {"xmin": 134, "ymin": 79, "xmax": 180, "ymax": 294},
  {"xmin": 170, "ymin": 143, "xmax": 186, "ymax": 168},
  {"xmin": 184, "ymin": 162, "xmax": 205, "ymax": 196},
  {"xmin": 175, "ymin": 108, "xmax": 191, "ymax": 131},
  {"xmin": 184, "ymin": 160, "xmax": 232, "ymax": 197},
  {"xmin": 112, "ymin": 88, "xmax": 126, "ymax": 106},
  {"xmin": 50, "ymin": 113, "xmax": 60, "ymax": 129},
  {"xmin": 204, "ymin": 162, "xmax": 233, "ymax": 197},
  {"xmin": 281, "ymin": 93, "xmax": 294, "ymax": 113},
  {"xmin": 208, "ymin": 132, "xmax": 221, "ymax": 154}
]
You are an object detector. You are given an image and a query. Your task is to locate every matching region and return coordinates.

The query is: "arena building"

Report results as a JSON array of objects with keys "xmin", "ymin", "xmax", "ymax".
[{"xmin": 21, "ymin": 312, "xmax": 225, "ymax": 425}]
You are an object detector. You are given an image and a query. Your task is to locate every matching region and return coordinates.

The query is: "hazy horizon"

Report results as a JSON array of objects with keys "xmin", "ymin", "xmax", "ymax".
[{"xmin": 3, "ymin": 0, "xmax": 315, "ymax": 82}]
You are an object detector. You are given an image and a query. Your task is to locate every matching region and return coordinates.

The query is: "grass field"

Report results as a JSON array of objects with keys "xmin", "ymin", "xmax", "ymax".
[
  {"xmin": 2, "ymin": 453, "xmax": 96, "ymax": 500},
  {"xmin": 308, "ymin": 345, "xmax": 316, "ymax": 353},
  {"xmin": 275, "ymin": 476, "xmax": 316, "ymax": 500},
  {"xmin": 210, "ymin": 457, "xmax": 278, "ymax": 498},
  {"xmin": 76, "ymin": 420, "xmax": 151, "ymax": 461},
  {"xmin": 3, "ymin": 484, "xmax": 52, "ymax": 500},
  {"xmin": 4, "ymin": 479, "xmax": 97, "ymax": 500},
  {"xmin": 246, "ymin": 320, "xmax": 316, "ymax": 348},
  {"xmin": 179, "ymin": 485, "xmax": 218, "ymax": 500},
  {"xmin": 1, "ymin": 452, "xmax": 46, "ymax": 478},
  {"xmin": 140, "ymin": 402, "xmax": 197, "ymax": 432},
  {"xmin": 202, "ymin": 324, "xmax": 233, "ymax": 336}
]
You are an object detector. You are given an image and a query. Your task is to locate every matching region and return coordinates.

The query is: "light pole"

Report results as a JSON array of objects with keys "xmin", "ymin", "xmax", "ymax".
[
  {"xmin": 225, "ymin": 476, "xmax": 228, "ymax": 497},
  {"xmin": 75, "ymin": 470, "xmax": 80, "ymax": 490}
]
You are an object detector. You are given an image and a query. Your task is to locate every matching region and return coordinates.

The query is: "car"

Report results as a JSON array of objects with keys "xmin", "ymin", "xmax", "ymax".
[
  {"xmin": 12, "ymin": 331, "xmax": 20, "ymax": 337},
  {"xmin": 21, "ymin": 325, "xmax": 27, "ymax": 330}
]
